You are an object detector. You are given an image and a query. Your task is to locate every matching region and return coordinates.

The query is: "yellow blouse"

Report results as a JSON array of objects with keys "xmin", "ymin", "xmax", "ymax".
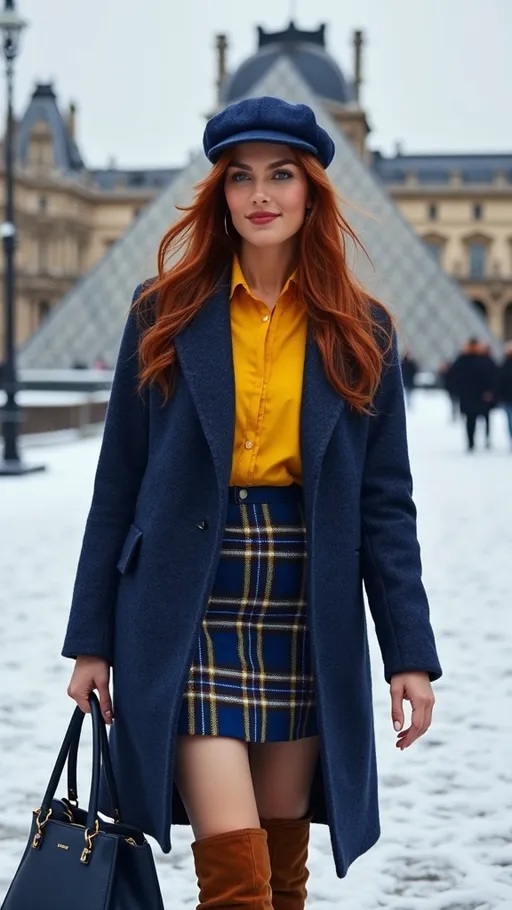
[{"xmin": 229, "ymin": 256, "xmax": 307, "ymax": 487}]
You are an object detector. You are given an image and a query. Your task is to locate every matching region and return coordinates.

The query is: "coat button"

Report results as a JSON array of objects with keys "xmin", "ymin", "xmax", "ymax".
[{"xmin": 196, "ymin": 519, "xmax": 208, "ymax": 530}]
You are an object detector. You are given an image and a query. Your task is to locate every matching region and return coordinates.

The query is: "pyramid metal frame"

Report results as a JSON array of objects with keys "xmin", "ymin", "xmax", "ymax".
[{"xmin": 20, "ymin": 57, "xmax": 499, "ymax": 371}]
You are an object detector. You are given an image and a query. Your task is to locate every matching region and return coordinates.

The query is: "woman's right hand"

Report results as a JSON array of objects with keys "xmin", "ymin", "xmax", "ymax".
[{"xmin": 67, "ymin": 656, "xmax": 114, "ymax": 725}]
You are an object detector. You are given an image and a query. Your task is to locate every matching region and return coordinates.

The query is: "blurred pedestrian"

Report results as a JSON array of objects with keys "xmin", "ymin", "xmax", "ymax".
[
  {"xmin": 401, "ymin": 352, "xmax": 418, "ymax": 408},
  {"xmin": 450, "ymin": 338, "xmax": 496, "ymax": 451},
  {"xmin": 477, "ymin": 342, "xmax": 498, "ymax": 447},
  {"xmin": 498, "ymin": 342, "xmax": 512, "ymax": 448},
  {"xmin": 438, "ymin": 359, "xmax": 459, "ymax": 422}
]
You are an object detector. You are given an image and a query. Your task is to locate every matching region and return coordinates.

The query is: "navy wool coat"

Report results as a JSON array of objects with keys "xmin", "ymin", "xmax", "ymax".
[{"xmin": 62, "ymin": 278, "xmax": 442, "ymax": 879}]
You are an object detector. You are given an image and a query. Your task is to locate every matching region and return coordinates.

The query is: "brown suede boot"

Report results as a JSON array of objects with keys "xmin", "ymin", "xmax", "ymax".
[
  {"xmin": 191, "ymin": 827, "xmax": 274, "ymax": 909},
  {"xmin": 260, "ymin": 816, "xmax": 313, "ymax": 910}
]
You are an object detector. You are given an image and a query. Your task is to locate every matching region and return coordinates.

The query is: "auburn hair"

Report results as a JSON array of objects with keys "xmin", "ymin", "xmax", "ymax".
[{"xmin": 135, "ymin": 150, "xmax": 394, "ymax": 413}]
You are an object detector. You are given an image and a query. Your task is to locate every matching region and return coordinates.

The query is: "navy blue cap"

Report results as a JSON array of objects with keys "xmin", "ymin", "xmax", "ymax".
[{"xmin": 203, "ymin": 96, "xmax": 335, "ymax": 170}]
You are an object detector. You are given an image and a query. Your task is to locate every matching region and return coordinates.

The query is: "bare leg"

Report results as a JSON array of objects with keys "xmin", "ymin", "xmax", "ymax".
[
  {"xmin": 250, "ymin": 738, "xmax": 320, "ymax": 910},
  {"xmin": 249, "ymin": 737, "xmax": 320, "ymax": 819},
  {"xmin": 174, "ymin": 734, "xmax": 260, "ymax": 840},
  {"xmin": 175, "ymin": 735, "xmax": 273, "ymax": 909}
]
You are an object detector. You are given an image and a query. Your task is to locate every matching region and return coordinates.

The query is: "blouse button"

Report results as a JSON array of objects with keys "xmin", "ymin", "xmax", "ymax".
[
  {"xmin": 245, "ymin": 440, "xmax": 253, "ymax": 449},
  {"xmin": 262, "ymin": 315, "xmax": 269, "ymax": 322}
]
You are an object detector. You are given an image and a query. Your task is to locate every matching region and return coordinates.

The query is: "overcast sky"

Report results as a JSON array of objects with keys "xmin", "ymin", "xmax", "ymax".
[{"xmin": 5, "ymin": 0, "xmax": 512, "ymax": 169}]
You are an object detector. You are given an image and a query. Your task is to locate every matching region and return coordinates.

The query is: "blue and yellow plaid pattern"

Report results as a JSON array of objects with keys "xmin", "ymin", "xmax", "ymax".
[{"xmin": 177, "ymin": 492, "xmax": 317, "ymax": 742}]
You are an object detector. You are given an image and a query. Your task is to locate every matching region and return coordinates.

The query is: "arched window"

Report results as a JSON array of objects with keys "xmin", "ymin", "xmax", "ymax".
[
  {"xmin": 28, "ymin": 121, "xmax": 55, "ymax": 168},
  {"xmin": 422, "ymin": 232, "xmax": 446, "ymax": 267},
  {"xmin": 425, "ymin": 240, "xmax": 442, "ymax": 264},
  {"xmin": 471, "ymin": 300, "xmax": 488, "ymax": 321},
  {"xmin": 504, "ymin": 303, "xmax": 512, "ymax": 341},
  {"xmin": 38, "ymin": 300, "xmax": 50, "ymax": 324},
  {"xmin": 468, "ymin": 242, "xmax": 487, "ymax": 278},
  {"xmin": 463, "ymin": 233, "xmax": 492, "ymax": 280}
]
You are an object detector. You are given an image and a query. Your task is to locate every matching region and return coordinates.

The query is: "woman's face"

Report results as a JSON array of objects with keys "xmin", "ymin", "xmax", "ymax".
[{"xmin": 224, "ymin": 142, "xmax": 311, "ymax": 248}]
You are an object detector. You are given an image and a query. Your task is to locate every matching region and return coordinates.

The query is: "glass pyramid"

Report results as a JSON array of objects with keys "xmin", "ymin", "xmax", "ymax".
[{"xmin": 20, "ymin": 57, "xmax": 499, "ymax": 371}]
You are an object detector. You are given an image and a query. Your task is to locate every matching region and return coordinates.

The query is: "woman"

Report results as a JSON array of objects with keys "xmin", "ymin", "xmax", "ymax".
[{"xmin": 64, "ymin": 97, "xmax": 442, "ymax": 908}]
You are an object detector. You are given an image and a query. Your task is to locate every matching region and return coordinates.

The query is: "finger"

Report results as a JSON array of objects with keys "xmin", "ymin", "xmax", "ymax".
[
  {"xmin": 390, "ymin": 683, "xmax": 405, "ymax": 732},
  {"xmin": 96, "ymin": 682, "xmax": 114, "ymax": 725},
  {"xmin": 397, "ymin": 704, "xmax": 425, "ymax": 749},
  {"xmin": 409, "ymin": 696, "xmax": 435, "ymax": 744},
  {"xmin": 420, "ymin": 699, "xmax": 435, "ymax": 736},
  {"xmin": 397, "ymin": 709, "xmax": 421, "ymax": 749},
  {"xmin": 67, "ymin": 688, "xmax": 92, "ymax": 714},
  {"xmin": 397, "ymin": 693, "xmax": 435, "ymax": 748}
]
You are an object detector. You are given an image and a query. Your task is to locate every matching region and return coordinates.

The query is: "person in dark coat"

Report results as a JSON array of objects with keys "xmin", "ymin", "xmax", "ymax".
[
  {"xmin": 477, "ymin": 342, "xmax": 499, "ymax": 446},
  {"xmin": 498, "ymin": 342, "xmax": 512, "ymax": 447},
  {"xmin": 450, "ymin": 338, "xmax": 497, "ymax": 451},
  {"xmin": 400, "ymin": 353, "xmax": 418, "ymax": 408},
  {"xmin": 63, "ymin": 97, "xmax": 442, "ymax": 907},
  {"xmin": 439, "ymin": 359, "xmax": 460, "ymax": 421}
]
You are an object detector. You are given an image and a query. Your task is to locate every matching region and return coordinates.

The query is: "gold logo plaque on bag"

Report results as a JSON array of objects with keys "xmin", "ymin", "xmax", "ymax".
[{"xmin": 57, "ymin": 843, "xmax": 69, "ymax": 850}]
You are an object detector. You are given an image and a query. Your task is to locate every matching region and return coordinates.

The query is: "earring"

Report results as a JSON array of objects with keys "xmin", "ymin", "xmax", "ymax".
[
  {"xmin": 305, "ymin": 207, "xmax": 312, "ymax": 220},
  {"xmin": 224, "ymin": 212, "xmax": 231, "ymax": 237}
]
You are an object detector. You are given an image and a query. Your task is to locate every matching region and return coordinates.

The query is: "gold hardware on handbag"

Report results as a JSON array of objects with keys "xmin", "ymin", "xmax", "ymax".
[
  {"xmin": 79, "ymin": 819, "xmax": 100, "ymax": 864},
  {"xmin": 2, "ymin": 693, "xmax": 165, "ymax": 909},
  {"xmin": 31, "ymin": 808, "xmax": 52, "ymax": 850}
]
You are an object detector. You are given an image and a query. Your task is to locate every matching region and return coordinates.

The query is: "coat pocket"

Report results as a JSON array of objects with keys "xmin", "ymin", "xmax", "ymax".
[{"xmin": 116, "ymin": 522, "xmax": 143, "ymax": 574}]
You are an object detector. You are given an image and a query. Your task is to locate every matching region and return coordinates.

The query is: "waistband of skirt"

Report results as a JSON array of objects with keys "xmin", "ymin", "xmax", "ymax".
[{"xmin": 228, "ymin": 483, "xmax": 303, "ymax": 505}]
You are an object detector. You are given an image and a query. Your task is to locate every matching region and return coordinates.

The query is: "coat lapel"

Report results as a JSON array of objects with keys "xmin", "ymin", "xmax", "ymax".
[
  {"xmin": 175, "ymin": 285, "xmax": 345, "ymax": 498},
  {"xmin": 174, "ymin": 278, "xmax": 235, "ymax": 490},
  {"xmin": 300, "ymin": 327, "xmax": 346, "ymax": 499}
]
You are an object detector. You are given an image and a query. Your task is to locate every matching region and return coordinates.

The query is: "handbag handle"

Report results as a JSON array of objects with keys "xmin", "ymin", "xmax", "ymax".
[
  {"xmin": 39, "ymin": 693, "xmax": 117, "ymax": 832},
  {"xmin": 66, "ymin": 702, "xmax": 121, "ymax": 821}
]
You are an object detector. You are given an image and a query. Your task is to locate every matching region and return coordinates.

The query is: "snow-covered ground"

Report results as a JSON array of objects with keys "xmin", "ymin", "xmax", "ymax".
[{"xmin": 1, "ymin": 390, "xmax": 511, "ymax": 908}]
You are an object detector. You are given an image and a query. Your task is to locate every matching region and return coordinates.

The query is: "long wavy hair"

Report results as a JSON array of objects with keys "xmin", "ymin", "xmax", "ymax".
[{"xmin": 135, "ymin": 149, "xmax": 394, "ymax": 413}]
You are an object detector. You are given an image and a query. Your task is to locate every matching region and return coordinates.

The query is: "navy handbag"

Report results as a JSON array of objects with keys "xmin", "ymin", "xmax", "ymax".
[{"xmin": 1, "ymin": 692, "xmax": 165, "ymax": 910}]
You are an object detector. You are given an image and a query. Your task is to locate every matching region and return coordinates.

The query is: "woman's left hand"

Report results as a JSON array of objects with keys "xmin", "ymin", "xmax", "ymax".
[{"xmin": 390, "ymin": 671, "xmax": 435, "ymax": 750}]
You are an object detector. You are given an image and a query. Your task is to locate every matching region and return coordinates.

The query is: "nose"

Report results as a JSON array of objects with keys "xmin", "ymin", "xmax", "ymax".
[{"xmin": 250, "ymin": 182, "xmax": 270, "ymax": 205}]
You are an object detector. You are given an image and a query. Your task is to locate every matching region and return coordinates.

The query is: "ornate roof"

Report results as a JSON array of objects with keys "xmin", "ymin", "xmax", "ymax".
[
  {"xmin": 222, "ymin": 21, "xmax": 354, "ymax": 105},
  {"xmin": 17, "ymin": 83, "xmax": 85, "ymax": 172},
  {"xmin": 90, "ymin": 167, "xmax": 180, "ymax": 191},
  {"xmin": 373, "ymin": 151, "xmax": 512, "ymax": 185}
]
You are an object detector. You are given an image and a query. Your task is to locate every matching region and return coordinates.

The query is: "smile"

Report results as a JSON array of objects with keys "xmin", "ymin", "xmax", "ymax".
[{"xmin": 247, "ymin": 213, "xmax": 280, "ymax": 225}]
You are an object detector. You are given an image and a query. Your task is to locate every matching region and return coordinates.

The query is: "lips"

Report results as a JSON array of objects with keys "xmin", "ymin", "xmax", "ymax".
[{"xmin": 248, "ymin": 213, "xmax": 279, "ymax": 225}]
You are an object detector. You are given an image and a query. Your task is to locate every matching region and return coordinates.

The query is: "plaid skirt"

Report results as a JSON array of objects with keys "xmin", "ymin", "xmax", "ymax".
[{"xmin": 176, "ymin": 484, "xmax": 318, "ymax": 742}]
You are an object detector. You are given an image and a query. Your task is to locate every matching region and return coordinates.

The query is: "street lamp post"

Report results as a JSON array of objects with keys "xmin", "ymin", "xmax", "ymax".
[{"xmin": 0, "ymin": 0, "xmax": 44, "ymax": 475}]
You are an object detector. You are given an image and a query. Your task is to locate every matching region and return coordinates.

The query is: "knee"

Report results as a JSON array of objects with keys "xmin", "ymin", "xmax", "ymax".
[
  {"xmin": 259, "ymin": 808, "xmax": 310, "ymax": 822},
  {"xmin": 256, "ymin": 793, "xmax": 311, "ymax": 821}
]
